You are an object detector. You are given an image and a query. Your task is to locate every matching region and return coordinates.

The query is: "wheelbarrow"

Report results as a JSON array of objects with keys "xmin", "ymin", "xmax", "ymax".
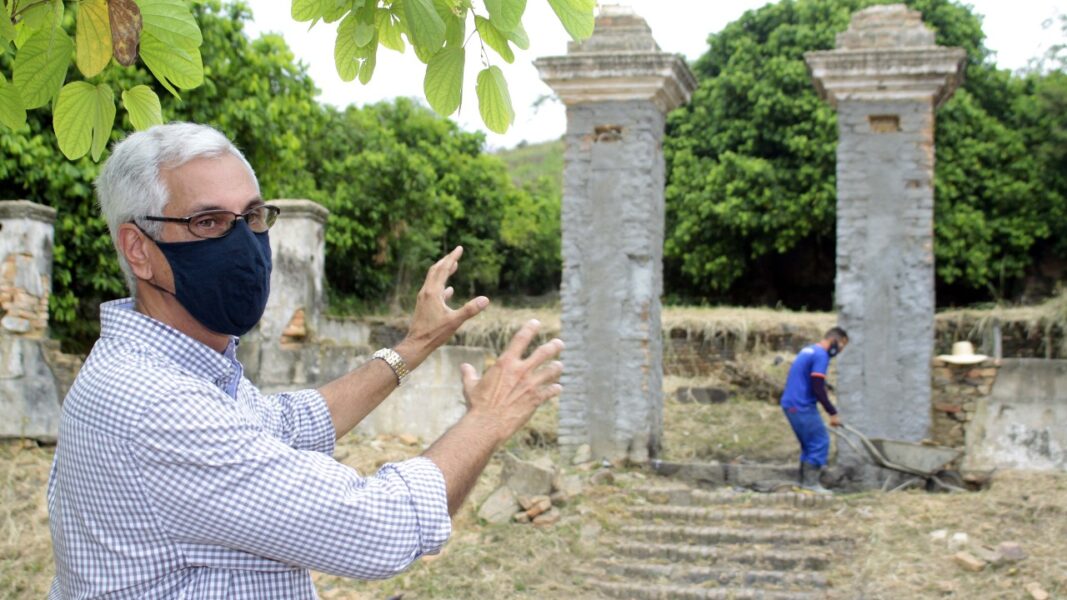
[{"xmin": 830, "ymin": 423, "xmax": 967, "ymax": 492}]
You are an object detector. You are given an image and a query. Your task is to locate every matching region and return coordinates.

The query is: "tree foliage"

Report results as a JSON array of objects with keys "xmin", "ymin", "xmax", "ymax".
[
  {"xmin": 664, "ymin": 0, "xmax": 1066, "ymax": 306},
  {"xmin": 0, "ymin": 1, "xmax": 560, "ymax": 352},
  {"xmin": 0, "ymin": 0, "xmax": 594, "ymax": 160}
]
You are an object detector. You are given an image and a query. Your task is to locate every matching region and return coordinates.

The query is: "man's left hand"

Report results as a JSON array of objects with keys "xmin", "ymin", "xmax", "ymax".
[
  {"xmin": 829, "ymin": 414, "xmax": 842, "ymax": 428},
  {"xmin": 396, "ymin": 246, "xmax": 489, "ymax": 369}
]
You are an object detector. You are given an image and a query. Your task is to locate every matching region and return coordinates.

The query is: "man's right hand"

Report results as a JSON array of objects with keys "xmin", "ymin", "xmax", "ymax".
[
  {"xmin": 829, "ymin": 414, "xmax": 842, "ymax": 428},
  {"xmin": 460, "ymin": 319, "xmax": 564, "ymax": 444}
]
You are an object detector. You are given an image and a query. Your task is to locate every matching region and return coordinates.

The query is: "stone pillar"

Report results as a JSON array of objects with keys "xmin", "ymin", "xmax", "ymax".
[
  {"xmin": 805, "ymin": 5, "xmax": 965, "ymax": 443},
  {"xmin": 239, "ymin": 199, "xmax": 328, "ymax": 384},
  {"xmin": 0, "ymin": 200, "xmax": 62, "ymax": 440},
  {"xmin": 535, "ymin": 5, "xmax": 696, "ymax": 462}
]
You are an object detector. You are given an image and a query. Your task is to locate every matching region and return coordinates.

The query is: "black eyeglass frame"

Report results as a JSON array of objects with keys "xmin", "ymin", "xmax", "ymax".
[{"xmin": 141, "ymin": 205, "xmax": 281, "ymax": 239}]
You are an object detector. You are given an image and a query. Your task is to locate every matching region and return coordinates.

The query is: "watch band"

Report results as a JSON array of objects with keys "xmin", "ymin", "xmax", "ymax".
[{"xmin": 372, "ymin": 348, "xmax": 410, "ymax": 386}]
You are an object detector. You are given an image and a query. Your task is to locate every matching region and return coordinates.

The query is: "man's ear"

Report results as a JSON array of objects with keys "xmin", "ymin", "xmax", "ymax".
[{"xmin": 117, "ymin": 223, "xmax": 153, "ymax": 281}]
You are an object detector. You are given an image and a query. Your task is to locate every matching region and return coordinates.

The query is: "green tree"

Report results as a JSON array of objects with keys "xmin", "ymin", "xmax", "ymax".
[
  {"xmin": 664, "ymin": 0, "xmax": 1060, "ymax": 306},
  {"xmin": 0, "ymin": 0, "xmax": 594, "ymax": 158}
]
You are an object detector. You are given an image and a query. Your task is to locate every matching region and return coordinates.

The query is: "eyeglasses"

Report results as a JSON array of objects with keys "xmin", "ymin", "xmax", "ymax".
[{"xmin": 142, "ymin": 205, "xmax": 281, "ymax": 239}]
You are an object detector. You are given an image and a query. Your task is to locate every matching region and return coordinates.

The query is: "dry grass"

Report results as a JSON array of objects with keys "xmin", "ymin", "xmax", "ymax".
[
  {"xmin": 661, "ymin": 373, "xmax": 799, "ymax": 463},
  {"xmin": 830, "ymin": 471, "xmax": 1067, "ymax": 599},
  {"xmin": 937, "ymin": 291, "xmax": 1067, "ymax": 357},
  {"xmin": 1, "ymin": 440, "xmax": 54, "ymax": 599},
  {"xmin": 4, "ymin": 436, "xmax": 1067, "ymax": 599}
]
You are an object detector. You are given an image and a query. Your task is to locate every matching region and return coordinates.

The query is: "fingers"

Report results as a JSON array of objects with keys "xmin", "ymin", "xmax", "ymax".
[
  {"xmin": 501, "ymin": 319, "xmax": 541, "ymax": 362},
  {"xmin": 443, "ymin": 286, "xmax": 454, "ymax": 302},
  {"xmin": 425, "ymin": 246, "xmax": 464, "ymax": 291},
  {"xmin": 523, "ymin": 338, "xmax": 564, "ymax": 370},
  {"xmin": 451, "ymin": 296, "xmax": 489, "ymax": 326},
  {"xmin": 459, "ymin": 362, "xmax": 479, "ymax": 396},
  {"xmin": 530, "ymin": 360, "xmax": 564, "ymax": 387}
]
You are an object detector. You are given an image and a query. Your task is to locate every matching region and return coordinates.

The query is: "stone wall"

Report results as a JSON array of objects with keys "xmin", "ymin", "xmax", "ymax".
[
  {"xmin": 929, "ymin": 359, "xmax": 999, "ymax": 450},
  {"xmin": 965, "ymin": 359, "xmax": 1067, "ymax": 472},
  {"xmin": 0, "ymin": 200, "xmax": 64, "ymax": 441}
]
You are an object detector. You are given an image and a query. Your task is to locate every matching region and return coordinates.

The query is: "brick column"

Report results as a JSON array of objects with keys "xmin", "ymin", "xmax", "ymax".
[
  {"xmin": 806, "ymin": 4, "xmax": 965, "ymax": 443},
  {"xmin": 0, "ymin": 200, "xmax": 62, "ymax": 440},
  {"xmin": 536, "ymin": 6, "xmax": 696, "ymax": 462}
]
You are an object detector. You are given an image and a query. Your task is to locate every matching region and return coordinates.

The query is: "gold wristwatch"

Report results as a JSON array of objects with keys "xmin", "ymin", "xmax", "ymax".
[{"xmin": 372, "ymin": 348, "xmax": 410, "ymax": 386}]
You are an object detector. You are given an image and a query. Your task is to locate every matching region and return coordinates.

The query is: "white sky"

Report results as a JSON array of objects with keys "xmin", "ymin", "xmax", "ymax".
[{"xmin": 244, "ymin": 1, "xmax": 1064, "ymax": 150}]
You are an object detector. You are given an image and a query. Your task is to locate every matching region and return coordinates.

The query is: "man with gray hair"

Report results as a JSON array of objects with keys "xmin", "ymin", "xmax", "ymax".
[{"xmin": 47, "ymin": 123, "xmax": 564, "ymax": 598}]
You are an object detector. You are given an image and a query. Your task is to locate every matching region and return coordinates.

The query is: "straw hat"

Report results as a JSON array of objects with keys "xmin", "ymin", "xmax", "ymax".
[{"xmin": 937, "ymin": 341, "xmax": 988, "ymax": 365}]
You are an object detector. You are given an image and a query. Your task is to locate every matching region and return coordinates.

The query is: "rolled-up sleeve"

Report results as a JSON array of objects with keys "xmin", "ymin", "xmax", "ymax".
[
  {"xmin": 132, "ymin": 387, "xmax": 451, "ymax": 579},
  {"xmin": 256, "ymin": 387, "xmax": 336, "ymax": 455}
]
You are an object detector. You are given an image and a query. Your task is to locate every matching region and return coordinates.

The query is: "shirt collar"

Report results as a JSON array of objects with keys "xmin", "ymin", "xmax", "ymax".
[{"xmin": 99, "ymin": 298, "xmax": 238, "ymax": 382}]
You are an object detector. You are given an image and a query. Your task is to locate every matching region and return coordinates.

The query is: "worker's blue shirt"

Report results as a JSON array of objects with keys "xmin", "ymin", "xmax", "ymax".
[{"xmin": 780, "ymin": 344, "xmax": 831, "ymax": 411}]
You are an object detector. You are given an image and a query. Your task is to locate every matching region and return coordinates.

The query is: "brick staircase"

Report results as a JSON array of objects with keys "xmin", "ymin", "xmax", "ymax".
[{"xmin": 576, "ymin": 484, "xmax": 850, "ymax": 599}]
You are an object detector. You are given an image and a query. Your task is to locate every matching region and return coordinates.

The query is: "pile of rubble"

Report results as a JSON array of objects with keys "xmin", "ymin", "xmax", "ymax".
[
  {"xmin": 477, "ymin": 444, "xmax": 607, "ymax": 527},
  {"xmin": 933, "ymin": 530, "xmax": 1046, "ymax": 599}
]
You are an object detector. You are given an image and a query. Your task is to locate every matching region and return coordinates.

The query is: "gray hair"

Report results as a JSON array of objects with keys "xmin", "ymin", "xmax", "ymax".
[{"xmin": 96, "ymin": 123, "xmax": 259, "ymax": 293}]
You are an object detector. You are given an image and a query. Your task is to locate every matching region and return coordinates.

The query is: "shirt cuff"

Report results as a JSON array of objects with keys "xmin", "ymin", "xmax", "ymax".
[{"xmin": 380, "ymin": 456, "xmax": 452, "ymax": 555}]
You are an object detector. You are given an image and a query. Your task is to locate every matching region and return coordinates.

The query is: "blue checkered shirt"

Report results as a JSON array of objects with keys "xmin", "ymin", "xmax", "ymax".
[{"xmin": 47, "ymin": 299, "xmax": 451, "ymax": 599}]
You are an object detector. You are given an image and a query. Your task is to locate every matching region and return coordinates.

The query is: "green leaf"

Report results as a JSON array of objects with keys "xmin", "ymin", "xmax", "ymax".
[
  {"xmin": 353, "ymin": 21, "xmax": 375, "ymax": 47},
  {"xmin": 76, "ymin": 0, "xmax": 113, "ymax": 78},
  {"xmin": 138, "ymin": 0, "xmax": 204, "ymax": 97},
  {"xmin": 53, "ymin": 81, "xmax": 116, "ymax": 161},
  {"xmin": 323, "ymin": 0, "xmax": 353, "ymax": 23},
  {"xmin": 476, "ymin": 66, "xmax": 513, "ymax": 134},
  {"xmin": 504, "ymin": 19, "xmax": 528, "ymax": 50},
  {"xmin": 483, "ymin": 0, "xmax": 525, "ymax": 33},
  {"xmin": 139, "ymin": 36, "xmax": 202, "ymax": 97},
  {"xmin": 424, "ymin": 46, "xmax": 464, "ymax": 116},
  {"xmin": 291, "ymin": 0, "xmax": 328, "ymax": 22},
  {"xmin": 20, "ymin": 0, "xmax": 63, "ymax": 33},
  {"xmin": 358, "ymin": 48, "xmax": 376, "ymax": 84},
  {"xmin": 376, "ymin": 9, "xmax": 405, "ymax": 52},
  {"xmin": 138, "ymin": 0, "xmax": 202, "ymax": 49},
  {"xmin": 475, "ymin": 15, "xmax": 513, "ymax": 63},
  {"xmin": 0, "ymin": 3, "xmax": 16, "ymax": 46},
  {"xmin": 402, "ymin": 0, "xmax": 445, "ymax": 56},
  {"xmin": 443, "ymin": 8, "xmax": 465, "ymax": 47},
  {"xmin": 546, "ymin": 0, "xmax": 594, "ymax": 42},
  {"xmin": 0, "ymin": 74, "xmax": 26, "ymax": 130},
  {"xmin": 335, "ymin": 11, "xmax": 376, "ymax": 82},
  {"xmin": 12, "ymin": 27, "xmax": 72, "ymax": 109},
  {"xmin": 121, "ymin": 85, "xmax": 162, "ymax": 130}
]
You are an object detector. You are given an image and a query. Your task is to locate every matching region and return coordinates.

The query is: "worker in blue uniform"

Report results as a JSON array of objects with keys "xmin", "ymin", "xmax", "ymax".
[{"xmin": 780, "ymin": 327, "xmax": 849, "ymax": 494}]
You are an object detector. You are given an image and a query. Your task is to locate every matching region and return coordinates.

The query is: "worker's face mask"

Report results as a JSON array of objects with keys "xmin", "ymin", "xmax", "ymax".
[
  {"xmin": 149, "ymin": 221, "xmax": 272, "ymax": 336},
  {"xmin": 828, "ymin": 341, "xmax": 840, "ymax": 357}
]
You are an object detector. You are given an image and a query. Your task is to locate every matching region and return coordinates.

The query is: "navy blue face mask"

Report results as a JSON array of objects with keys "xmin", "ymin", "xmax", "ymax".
[
  {"xmin": 148, "ymin": 220, "xmax": 272, "ymax": 336},
  {"xmin": 828, "ymin": 341, "xmax": 840, "ymax": 357}
]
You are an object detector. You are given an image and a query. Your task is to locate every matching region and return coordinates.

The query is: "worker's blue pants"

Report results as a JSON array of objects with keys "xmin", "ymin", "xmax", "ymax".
[{"xmin": 783, "ymin": 407, "xmax": 830, "ymax": 467}]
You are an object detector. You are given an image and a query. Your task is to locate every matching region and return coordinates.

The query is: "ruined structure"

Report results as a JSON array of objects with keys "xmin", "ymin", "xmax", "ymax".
[
  {"xmin": 536, "ymin": 5, "xmax": 696, "ymax": 462},
  {"xmin": 0, "ymin": 201, "xmax": 64, "ymax": 440},
  {"xmin": 806, "ymin": 5, "xmax": 966, "ymax": 444}
]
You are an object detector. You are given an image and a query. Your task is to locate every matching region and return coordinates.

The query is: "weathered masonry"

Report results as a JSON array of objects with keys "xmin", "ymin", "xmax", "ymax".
[
  {"xmin": 536, "ymin": 5, "xmax": 696, "ymax": 462},
  {"xmin": 806, "ymin": 5, "xmax": 966, "ymax": 446}
]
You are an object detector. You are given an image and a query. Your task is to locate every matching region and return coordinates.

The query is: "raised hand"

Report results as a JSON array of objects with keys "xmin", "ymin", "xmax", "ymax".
[
  {"xmin": 460, "ymin": 319, "xmax": 565, "ymax": 444},
  {"xmin": 395, "ymin": 246, "xmax": 490, "ymax": 369}
]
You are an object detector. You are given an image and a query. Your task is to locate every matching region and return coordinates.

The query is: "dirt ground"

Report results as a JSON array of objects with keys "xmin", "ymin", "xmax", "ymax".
[{"xmin": 4, "ymin": 391, "xmax": 1065, "ymax": 599}]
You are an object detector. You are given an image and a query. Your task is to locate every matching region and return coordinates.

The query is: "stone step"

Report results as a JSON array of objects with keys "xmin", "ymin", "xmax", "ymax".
[
  {"xmin": 593, "ymin": 560, "xmax": 828, "ymax": 590},
  {"xmin": 609, "ymin": 541, "xmax": 832, "ymax": 571},
  {"xmin": 620, "ymin": 524, "xmax": 852, "ymax": 547},
  {"xmin": 587, "ymin": 579, "xmax": 824, "ymax": 600},
  {"xmin": 629, "ymin": 505, "xmax": 817, "ymax": 526},
  {"xmin": 637, "ymin": 486, "xmax": 837, "ymax": 509}
]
